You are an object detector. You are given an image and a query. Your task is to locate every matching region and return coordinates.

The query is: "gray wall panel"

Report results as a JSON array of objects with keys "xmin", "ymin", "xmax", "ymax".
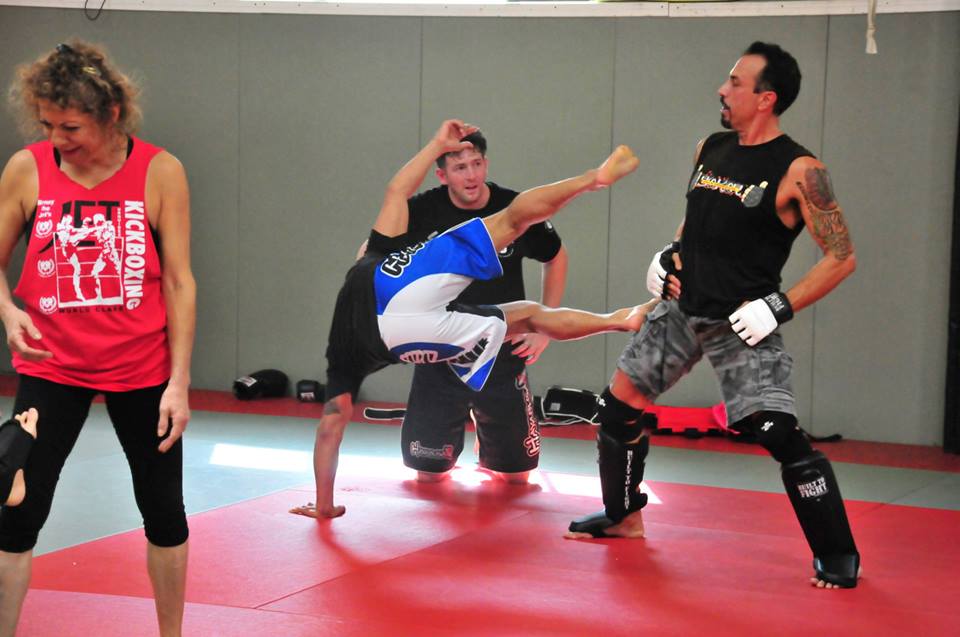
[
  {"xmin": 237, "ymin": 16, "xmax": 422, "ymax": 398},
  {"xmin": 814, "ymin": 13, "xmax": 960, "ymax": 444}
]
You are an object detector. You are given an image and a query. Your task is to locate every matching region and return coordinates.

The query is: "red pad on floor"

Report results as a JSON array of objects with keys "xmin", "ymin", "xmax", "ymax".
[{"xmin": 24, "ymin": 473, "xmax": 960, "ymax": 636}]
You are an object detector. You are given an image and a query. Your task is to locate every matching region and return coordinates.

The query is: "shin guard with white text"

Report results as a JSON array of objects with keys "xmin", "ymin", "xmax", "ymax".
[{"xmin": 781, "ymin": 451, "xmax": 860, "ymax": 587}]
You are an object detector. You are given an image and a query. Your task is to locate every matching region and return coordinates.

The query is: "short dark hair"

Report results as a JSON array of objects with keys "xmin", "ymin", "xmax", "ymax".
[
  {"xmin": 437, "ymin": 130, "xmax": 487, "ymax": 168},
  {"xmin": 743, "ymin": 41, "xmax": 801, "ymax": 115}
]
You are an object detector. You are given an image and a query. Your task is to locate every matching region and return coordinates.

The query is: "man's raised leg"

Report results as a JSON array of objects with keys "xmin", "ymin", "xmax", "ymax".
[
  {"xmin": 500, "ymin": 297, "xmax": 657, "ymax": 341},
  {"xmin": 483, "ymin": 145, "xmax": 639, "ymax": 251}
]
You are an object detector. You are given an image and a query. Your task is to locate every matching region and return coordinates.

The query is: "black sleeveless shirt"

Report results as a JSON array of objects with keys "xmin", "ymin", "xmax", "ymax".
[{"xmin": 678, "ymin": 132, "xmax": 813, "ymax": 319}]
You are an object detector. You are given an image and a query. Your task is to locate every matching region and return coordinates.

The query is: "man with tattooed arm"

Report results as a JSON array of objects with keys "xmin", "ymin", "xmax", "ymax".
[{"xmin": 566, "ymin": 42, "xmax": 861, "ymax": 589}]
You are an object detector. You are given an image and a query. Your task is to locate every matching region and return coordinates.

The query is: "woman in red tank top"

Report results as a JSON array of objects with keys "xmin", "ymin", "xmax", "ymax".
[{"xmin": 0, "ymin": 40, "xmax": 195, "ymax": 637}]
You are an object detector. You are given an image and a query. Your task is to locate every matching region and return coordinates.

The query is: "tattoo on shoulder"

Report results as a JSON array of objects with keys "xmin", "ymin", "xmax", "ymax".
[
  {"xmin": 804, "ymin": 167, "xmax": 837, "ymax": 210},
  {"xmin": 797, "ymin": 168, "xmax": 853, "ymax": 261}
]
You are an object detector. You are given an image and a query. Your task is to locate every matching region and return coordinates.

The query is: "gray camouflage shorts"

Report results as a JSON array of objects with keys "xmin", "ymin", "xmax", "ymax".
[{"xmin": 617, "ymin": 300, "xmax": 796, "ymax": 424}]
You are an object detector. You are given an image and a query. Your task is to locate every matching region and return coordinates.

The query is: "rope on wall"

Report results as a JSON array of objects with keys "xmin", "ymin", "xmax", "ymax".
[
  {"xmin": 84, "ymin": 0, "xmax": 107, "ymax": 21},
  {"xmin": 866, "ymin": 0, "xmax": 879, "ymax": 54}
]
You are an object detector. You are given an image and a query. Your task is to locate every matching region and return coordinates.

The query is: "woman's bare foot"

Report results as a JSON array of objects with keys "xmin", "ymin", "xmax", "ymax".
[
  {"xmin": 289, "ymin": 502, "xmax": 346, "ymax": 519},
  {"xmin": 596, "ymin": 145, "xmax": 640, "ymax": 188},
  {"xmin": 416, "ymin": 470, "xmax": 452, "ymax": 483},
  {"xmin": 15, "ymin": 408, "xmax": 38, "ymax": 439},
  {"xmin": 490, "ymin": 470, "xmax": 531, "ymax": 485}
]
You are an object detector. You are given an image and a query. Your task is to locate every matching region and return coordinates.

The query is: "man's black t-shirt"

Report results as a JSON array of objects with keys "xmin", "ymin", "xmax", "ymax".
[
  {"xmin": 407, "ymin": 183, "xmax": 562, "ymax": 305},
  {"xmin": 680, "ymin": 132, "xmax": 813, "ymax": 319}
]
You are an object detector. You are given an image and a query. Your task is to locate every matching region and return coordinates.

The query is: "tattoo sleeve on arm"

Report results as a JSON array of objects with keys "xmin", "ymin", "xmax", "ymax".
[{"xmin": 797, "ymin": 168, "xmax": 853, "ymax": 261}]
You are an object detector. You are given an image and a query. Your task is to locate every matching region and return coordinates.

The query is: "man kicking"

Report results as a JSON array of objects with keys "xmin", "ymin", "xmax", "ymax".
[{"xmin": 291, "ymin": 120, "xmax": 654, "ymax": 519}]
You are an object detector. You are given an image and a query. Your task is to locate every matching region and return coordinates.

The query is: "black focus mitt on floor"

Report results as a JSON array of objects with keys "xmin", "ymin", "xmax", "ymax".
[{"xmin": 233, "ymin": 369, "xmax": 289, "ymax": 400}]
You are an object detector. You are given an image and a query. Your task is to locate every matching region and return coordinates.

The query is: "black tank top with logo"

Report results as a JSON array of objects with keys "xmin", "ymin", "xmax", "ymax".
[{"xmin": 679, "ymin": 131, "xmax": 813, "ymax": 319}]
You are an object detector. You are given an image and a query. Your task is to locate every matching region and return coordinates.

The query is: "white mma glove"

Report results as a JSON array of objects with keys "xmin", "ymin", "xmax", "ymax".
[
  {"xmin": 646, "ymin": 241, "xmax": 680, "ymax": 298},
  {"xmin": 729, "ymin": 292, "xmax": 794, "ymax": 346}
]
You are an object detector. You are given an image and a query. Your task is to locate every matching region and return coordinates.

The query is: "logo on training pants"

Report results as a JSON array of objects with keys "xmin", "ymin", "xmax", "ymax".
[
  {"xmin": 517, "ymin": 372, "xmax": 540, "ymax": 458},
  {"xmin": 409, "ymin": 441, "xmax": 454, "ymax": 460},
  {"xmin": 797, "ymin": 476, "xmax": 828, "ymax": 499}
]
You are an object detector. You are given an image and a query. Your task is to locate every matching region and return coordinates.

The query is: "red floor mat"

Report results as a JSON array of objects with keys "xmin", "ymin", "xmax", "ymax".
[{"xmin": 23, "ymin": 473, "xmax": 960, "ymax": 636}]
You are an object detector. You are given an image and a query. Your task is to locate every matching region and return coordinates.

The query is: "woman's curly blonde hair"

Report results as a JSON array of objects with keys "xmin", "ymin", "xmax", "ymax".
[{"xmin": 8, "ymin": 39, "xmax": 142, "ymax": 139}]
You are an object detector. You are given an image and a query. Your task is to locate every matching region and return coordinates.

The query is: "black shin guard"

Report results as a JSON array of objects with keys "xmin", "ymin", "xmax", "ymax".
[
  {"xmin": 782, "ymin": 451, "xmax": 860, "ymax": 587},
  {"xmin": 568, "ymin": 389, "xmax": 653, "ymax": 537},
  {"xmin": 598, "ymin": 431, "xmax": 649, "ymax": 522}
]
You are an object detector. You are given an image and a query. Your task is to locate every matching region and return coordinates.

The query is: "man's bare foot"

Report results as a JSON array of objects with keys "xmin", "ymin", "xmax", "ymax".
[
  {"xmin": 612, "ymin": 298, "xmax": 658, "ymax": 333},
  {"xmin": 491, "ymin": 470, "xmax": 530, "ymax": 485},
  {"xmin": 15, "ymin": 408, "xmax": 38, "ymax": 439},
  {"xmin": 811, "ymin": 566, "xmax": 863, "ymax": 589},
  {"xmin": 564, "ymin": 510, "xmax": 645, "ymax": 539},
  {"xmin": 596, "ymin": 145, "xmax": 639, "ymax": 187},
  {"xmin": 416, "ymin": 470, "xmax": 451, "ymax": 483},
  {"xmin": 289, "ymin": 502, "xmax": 346, "ymax": 519}
]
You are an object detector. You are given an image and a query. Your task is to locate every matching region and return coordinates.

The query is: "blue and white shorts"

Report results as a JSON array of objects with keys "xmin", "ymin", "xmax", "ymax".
[{"xmin": 374, "ymin": 218, "xmax": 506, "ymax": 391}]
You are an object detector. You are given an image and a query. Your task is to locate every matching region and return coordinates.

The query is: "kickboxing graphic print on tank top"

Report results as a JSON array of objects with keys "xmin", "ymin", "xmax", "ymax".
[{"xmin": 36, "ymin": 198, "xmax": 146, "ymax": 311}]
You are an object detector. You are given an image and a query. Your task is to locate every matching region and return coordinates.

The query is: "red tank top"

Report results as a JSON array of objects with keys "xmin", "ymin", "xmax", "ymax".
[{"xmin": 13, "ymin": 138, "xmax": 170, "ymax": 390}]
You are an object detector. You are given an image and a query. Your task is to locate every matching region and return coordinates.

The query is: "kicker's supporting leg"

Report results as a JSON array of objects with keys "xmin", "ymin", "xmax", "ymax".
[
  {"xmin": 568, "ymin": 388, "xmax": 654, "ymax": 537},
  {"xmin": 782, "ymin": 450, "xmax": 860, "ymax": 587}
]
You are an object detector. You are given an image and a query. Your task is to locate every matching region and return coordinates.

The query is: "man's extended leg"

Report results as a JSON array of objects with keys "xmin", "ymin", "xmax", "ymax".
[
  {"xmin": 483, "ymin": 145, "xmax": 639, "ymax": 250},
  {"xmin": 500, "ymin": 297, "xmax": 657, "ymax": 341},
  {"xmin": 291, "ymin": 392, "xmax": 353, "ymax": 519}
]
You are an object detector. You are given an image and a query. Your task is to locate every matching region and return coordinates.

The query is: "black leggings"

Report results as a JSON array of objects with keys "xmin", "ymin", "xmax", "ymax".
[{"xmin": 0, "ymin": 375, "xmax": 188, "ymax": 552}]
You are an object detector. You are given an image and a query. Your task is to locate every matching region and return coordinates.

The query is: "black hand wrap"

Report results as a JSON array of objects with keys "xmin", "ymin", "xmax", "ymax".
[
  {"xmin": 762, "ymin": 291, "xmax": 794, "ymax": 324},
  {"xmin": 658, "ymin": 241, "xmax": 680, "ymax": 300}
]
